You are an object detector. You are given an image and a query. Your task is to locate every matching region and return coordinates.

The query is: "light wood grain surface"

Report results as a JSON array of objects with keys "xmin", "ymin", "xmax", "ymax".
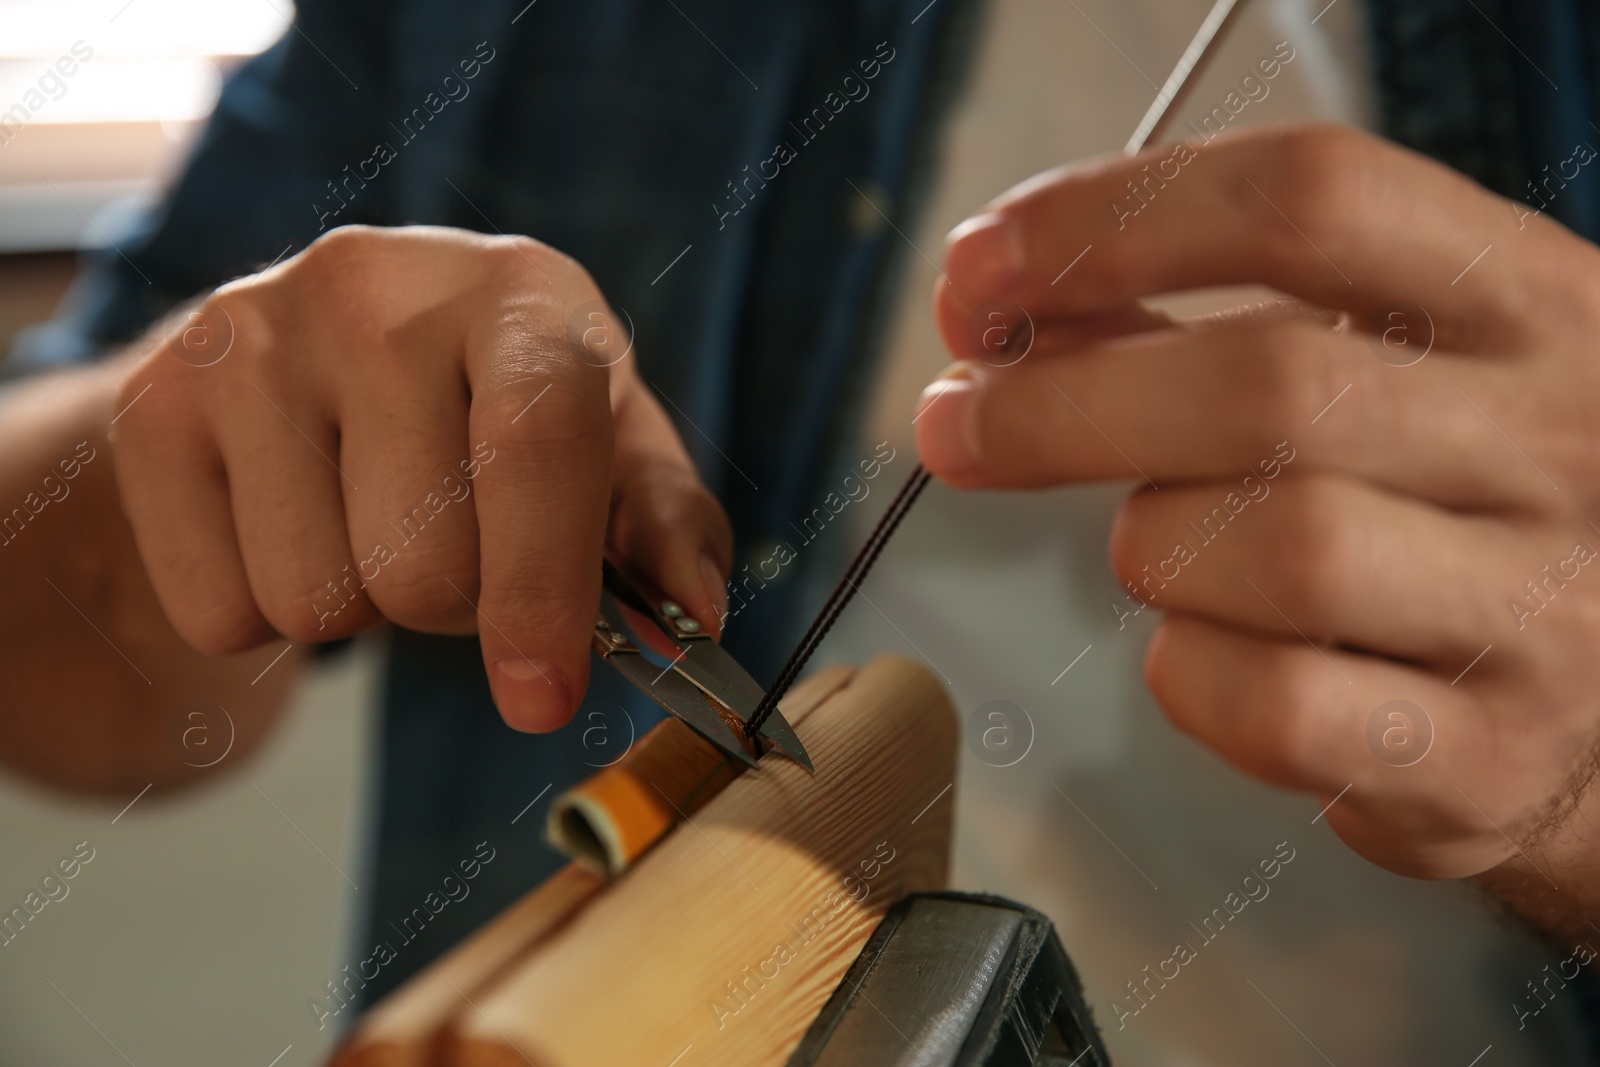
[
  {"xmin": 329, "ymin": 659, "xmax": 943, "ymax": 1067},
  {"xmin": 447, "ymin": 655, "xmax": 957, "ymax": 1067},
  {"xmin": 329, "ymin": 864, "xmax": 604, "ymax": 1067}
]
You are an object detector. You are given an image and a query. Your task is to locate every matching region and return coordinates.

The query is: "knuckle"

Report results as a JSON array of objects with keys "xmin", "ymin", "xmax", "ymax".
[
  {"xmin": 280, "ymin": 226, "xmax": 400, "ymax": 319},
  {"xmin": 1274, "ymin": 480, "xmax": 1359, "ymax": 615},
  {"xmin": 174, "ymin": 597, "xmax": 273, "ymax": 656},
  {"xmin": 1080, "ymin": 235, "xmax": 1139, "ymax": 303},
  {"xmin": 617, "ymin": 463, "xmax": 720, "ymax": 529},
  {"xmin": 479, "ymin": 379, "xmax": 610, "ymax": 451},
  {"xmin": 1245, "ymin": 322, "xmax": 1345, "ymax": 434},
  {"xmin": 1142, "ymin": 620, "xmax": 1190, "ymax": 725},
  {"xmin": 255, "ymin": 573, "xmax": 366, "ymax": 644},
  {"xmin": 112, "ymin": 368, "xmax": 162, "ymax": 429},
  {"xmin": 1107, "ymin": 490, "xmax": 1157, "ymax": 587},
  {"xmin": 269, "ymin": 602, "xmax": 338, "ymax": 645},
  {"xmin": 1550, "ymin": 243, "xmax": 1600, "ymax": 324},
  {"xmin": 182, "ymin": 285, "xmax": 270, "ymax": 369},
  {"xmin": 110, "ymin": 366, "xmax": 196, "ymax": 457},
  {"xmin": 366, "ymin": 558, "xmax": 478, "ymax": 631},
  {"xmin": 479, "ymin": 571, "xmax": 601, "ymax": 647},
  {"xmin": 199, "ymin": 285, "xmax": 259, "ymax": 333},
  {"xmin": 1250, "ymin": 124, "xmax": 1371, "ymax": 261},
  {"xmin": 488, "ymin": 234, "xmax": 582, "ymax": 288},
  {"xmin": 612, "ymin": 468, "xmax": 733, "ymax": 571},
  {"xmin": 297, "ymin": 223, "xmax": 382, "ymax": 270},
  {"xmin": 682, "ymin": 483, "xmax": 735, "ymax": 559},
  {"xmin": 1256, "ymin": 652, "xmax": 1335, "ymax": 781}
]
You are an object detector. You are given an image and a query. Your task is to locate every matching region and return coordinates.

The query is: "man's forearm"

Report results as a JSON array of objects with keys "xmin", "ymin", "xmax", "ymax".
[{"xmin": 0, "ymin": 354, "xmax": 301, "ymax": 797}]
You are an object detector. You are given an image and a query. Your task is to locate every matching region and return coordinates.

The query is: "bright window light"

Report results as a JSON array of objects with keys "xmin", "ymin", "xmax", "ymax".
[{"xmin": 0, "ymin": 0, "xmax": 294, "ymax": 251}]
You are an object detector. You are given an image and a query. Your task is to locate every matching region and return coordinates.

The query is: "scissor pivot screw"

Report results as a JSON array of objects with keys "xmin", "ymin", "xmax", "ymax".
[
  {"xmin": 674, "ymin": 617, "xmax": 701, "ymax": 634},
  {"xmin": 660, "ymin": 600, "xmax": 684, "ymax": 618},
  {"xmin": 608, "ymin": 631, "xmax": 627, "ymax": 647}
]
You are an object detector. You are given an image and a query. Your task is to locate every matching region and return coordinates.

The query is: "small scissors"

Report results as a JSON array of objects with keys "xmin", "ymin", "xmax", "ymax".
[{"xmin": 592, "ymin": 557, "xmax": 813, "ymax": 772}]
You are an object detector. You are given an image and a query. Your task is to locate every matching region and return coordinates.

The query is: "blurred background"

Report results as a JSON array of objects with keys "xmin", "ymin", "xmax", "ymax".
[
  {"xmin": 0, "ymin": 0, "xmax": 1592, "ymax": 1065},
  {"xmin": 0, "ymin": 0, "xmax": 287, "ymax": 310}
]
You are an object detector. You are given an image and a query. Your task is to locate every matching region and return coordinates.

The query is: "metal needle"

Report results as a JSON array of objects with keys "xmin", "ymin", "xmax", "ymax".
[{"xmin": 1126, "ymin": 0, "xmax": 1252, "ymax": 156}]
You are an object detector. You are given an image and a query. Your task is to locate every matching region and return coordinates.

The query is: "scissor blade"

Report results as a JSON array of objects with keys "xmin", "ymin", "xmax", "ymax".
[
  {"xmin": 750, "ymin": 705, "xmax": 813, "ymax": 773},
  {"xmin": 602, "ymin": 557, "xmax": 814, "ymax": 771},
  {"xmin": 674, "ymin": 642, "xmax": 814, "ymax": 773},
  {"xmin": 604, "ymin": 649, "xmax": 757, "ymax": 768}
]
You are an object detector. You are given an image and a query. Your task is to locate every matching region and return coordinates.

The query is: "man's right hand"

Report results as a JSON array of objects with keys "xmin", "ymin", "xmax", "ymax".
[{"xmin": 112, "ymin": 225, "xmax": 731, "ymax": 732}]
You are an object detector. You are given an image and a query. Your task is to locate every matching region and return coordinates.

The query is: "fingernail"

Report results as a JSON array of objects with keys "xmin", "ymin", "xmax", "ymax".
[
  {"xmin": 491, "ymin": 658, "xmax": 571, "ymax": 732},
  {"xmin": 935, "ymin": 360, "xmax": 979, "ymax": 384},
  {"xmin": 946, "ymin": 213, "xmax": 1023, "ymax": 303},
  {"xmin": 914, "ymin": 366, "xmax": 981, "ymax": 476},
  {"xmin": 699, "ymin": 553, "xmax": 729, "ymax": 631}
]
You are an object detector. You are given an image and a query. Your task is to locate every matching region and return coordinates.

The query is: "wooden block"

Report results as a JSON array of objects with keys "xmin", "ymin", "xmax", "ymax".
[
  {"xmin": 447, "ymin": 655, "xmax": 957, "ymax": 1067},
  {"xmin": 328, "ymin": 864, "xmax": 604, "ymax": 1067},
  {"xmin": 328, "ymin": 663, "xmax": 861, "ymax": 1066}
]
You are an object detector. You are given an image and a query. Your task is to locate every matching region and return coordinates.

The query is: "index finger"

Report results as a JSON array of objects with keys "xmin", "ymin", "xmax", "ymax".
[
  {"xmin": 938, "ymin": 124, "xmax": 1573, "ymax": 355},
  {"xmin": 466, "ymin": 249, "xmax": 613, "ymax": 732}
]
